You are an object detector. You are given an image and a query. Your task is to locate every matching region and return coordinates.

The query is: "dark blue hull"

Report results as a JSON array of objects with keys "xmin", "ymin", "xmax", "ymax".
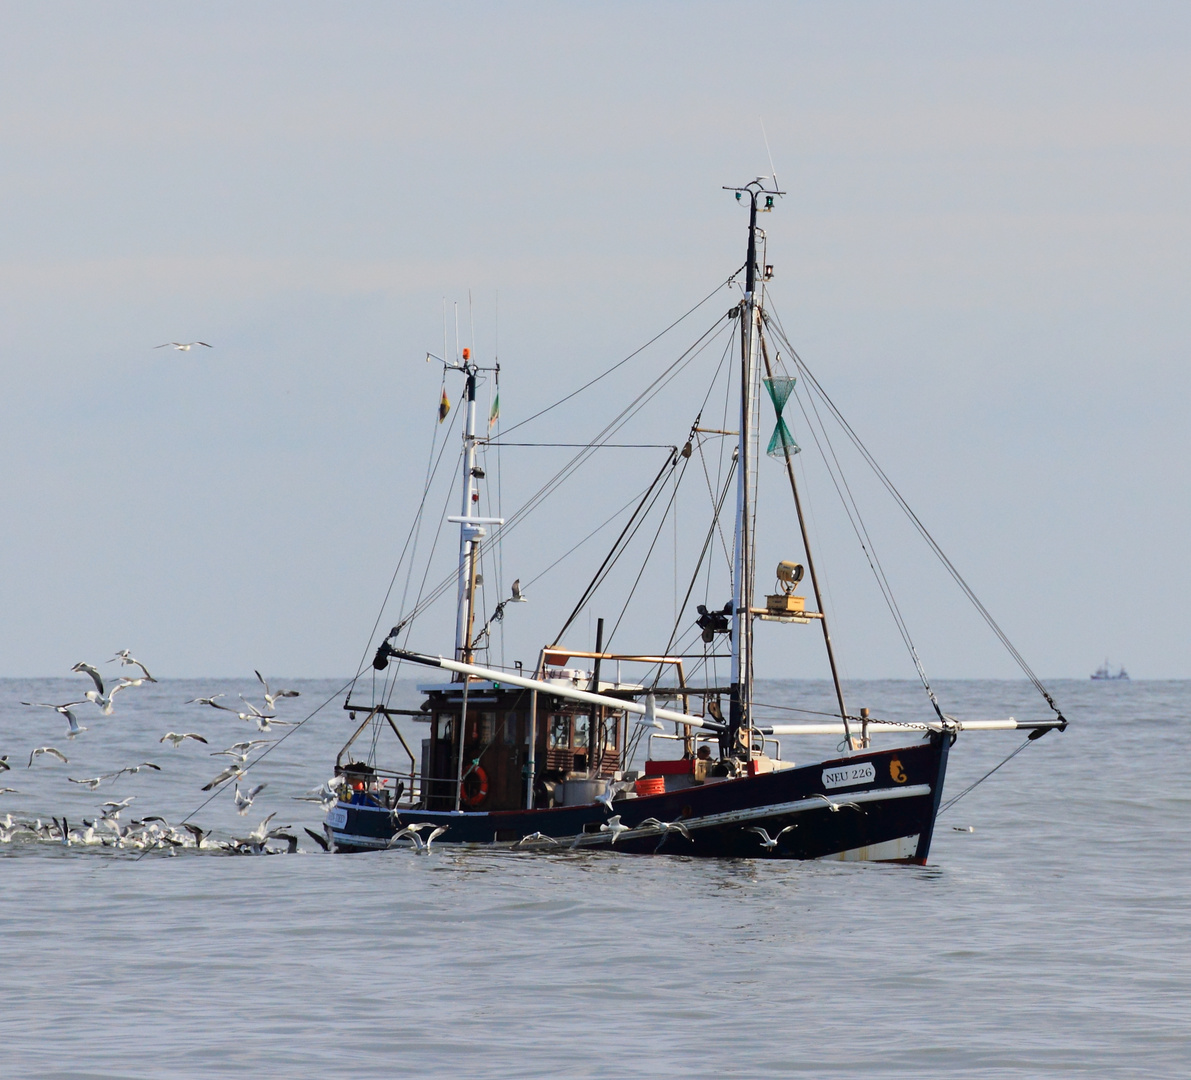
[{"xmin": 326, "ymin": 735, "xmax": 950, "ymax": 863}]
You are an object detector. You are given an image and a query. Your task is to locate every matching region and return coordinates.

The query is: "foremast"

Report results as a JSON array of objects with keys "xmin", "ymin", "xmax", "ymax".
[{"xmin": 433, "ymin": 348, "xmax": 502, "ymax": 674}]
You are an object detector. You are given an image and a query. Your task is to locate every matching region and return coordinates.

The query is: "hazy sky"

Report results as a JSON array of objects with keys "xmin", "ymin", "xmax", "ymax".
[{"xmin": 2, "ymin": 2, "xmax": 1189, "ymax": 680}]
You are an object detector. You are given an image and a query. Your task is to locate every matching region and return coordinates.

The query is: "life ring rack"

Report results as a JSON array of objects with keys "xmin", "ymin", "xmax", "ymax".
[{"xmin": 460, "ymin": 764, "xmax": 489, "ymax": 808}]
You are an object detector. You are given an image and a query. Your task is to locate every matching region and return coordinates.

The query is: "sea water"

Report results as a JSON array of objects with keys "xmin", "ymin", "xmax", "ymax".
[{"xmin": 0, "ymin": 677, "xmax": 1186, "ymax": 1078}]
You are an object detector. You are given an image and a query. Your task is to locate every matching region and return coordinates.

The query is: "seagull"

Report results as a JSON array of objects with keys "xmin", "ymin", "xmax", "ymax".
[
  {"xmin": 115, "ymin": 762, "xmax": 162, "ymax": 777},
  {"xmin": 181, "ymin": 822, "xmax": 212, "ymax": 849},
  {"xmin": 234, "ymin": 782, "xmax": 267, "ymax": 815},
  {"xmin": 388, "ymin": 824, "xmax": 448, "ymax": 853},
  {"xmin": 155, "ymin": 342, "xmax": 211, "ymax": 351},
  {"xmin": 252, "ymin": 714, "xmax": 293, "ymax": 733},
  {"xmin": 810, "ymin": 794, "xmax": 860, "ymax": 813},
  {"xmin": 110, "ymin": 650, "xmax": 156, "ymax": 681},
  {"xmin": 202, "ymin": 765, "xmax": 244, "ymax": 791},
  {"xmin": 246, "ymin": 813, "xmax": 278, "ymax": 844},
  {"xmin": 160, "ymin": 732, "xmax": 208, "ymax": 748},
  {"xmin": 595, "ymin": 781, "xmax": 617, "ymax": 813},
  {"xmin": 634, "ymin": 693, "xmax": 663, "ymax": 731},
  {"xmin": 71, "ymin": 662, "xmax": 105, "ymax": 695},
  {"xmin": 21, "ymin": 700, "xmax": 89, "ymax": 737},
  {"xmin": 304, "ymin": 827, "xmax": 331, "ymax": 852},
  {"xmin": 211, "ymin": 739, "xmax": 271, "ymax": 765},
  {"xmin": 185, "ymin": 694, "xmax": 228, "ymax": 708},
  {"xmin": 0, "ymin": 757, "xmax": 8, "ymax": 772},
  {"xmin": 599, "ymin": 814, "xmax": 629, "ymax": 844},
  {"xmin": 0, "ymin": 788, "xmax": 19, "ymax": 796},
  {"xmin": 513, "ymin": 831, "xmax": 560, "ymax": 848},
  {"xmin": 84, "ymin": 680, "xmax": 133, "ymax": 715},
  {"xmin": 68, "ymin": 774, "xmax": 117, "ymax": 790},
  {"xmin": 639, "ymin": 817, "xmax": 691, "ymax": 840},
  {"xmin": 255, "ymin": 671, "xmax": 300, "ymax": 710},
  {"xmin": 510, "ymin": 579, "xmax": 527, "ymax": 602},
  {"xmin": 952, "ymin": 826, "xmax": 975, "ymax": 833},
  {"xmin": 747, "ymin": 824, "xmax": 797, "ymax": 851},
  {"xmin": 101, "ymin": 796, "xmax": 135, "ymax": 820},
  {"xmin": 27, "ymin": 747, "xmax": 68, "ymax": 768},
  {"xmin": 293, "ymin": 781, "xmax": 338, "ymax": 813},
  {"xmin": 640, "ymin": 817, "xmax": 692, "ymax": 853},
  {"xmin": 114, "ymin": 676, "xmax": 150, "ymax": 691}
]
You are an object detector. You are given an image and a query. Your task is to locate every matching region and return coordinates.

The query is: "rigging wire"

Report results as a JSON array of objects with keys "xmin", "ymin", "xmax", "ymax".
[
  {"xmin": 392, "ymin": 313, "xmax": 734, "ymax": 643},
  {"xmin": 764, "ymin": 307, "xmax": 1063, "ymax": 718},
  {"xmin": 496, "ymin": 273, "xmax": 739, "ymax": 440}
]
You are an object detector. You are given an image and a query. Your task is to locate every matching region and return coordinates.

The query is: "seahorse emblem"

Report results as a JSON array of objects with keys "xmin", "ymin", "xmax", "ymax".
[{"xmin": 889, "ymin": 758, "xmax": 907, "ymax": 784}]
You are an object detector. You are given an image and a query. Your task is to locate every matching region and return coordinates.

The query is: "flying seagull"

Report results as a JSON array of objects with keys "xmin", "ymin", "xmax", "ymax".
[
  {"xmin": 21, "ymin": 700, "xmax": 89, "ymax": 737},
  {"xmin": 599, "ymin": 815, "xmax": 629, "ymax": 844},
  {"xmin": 155, "ymin": 342, "xmax": 211, "ymax": 351},
  {"xmin": 510, "ymin": 578, "xmax": 527, "ymax": 602},
  {"xmin": 255, "ymin": 670, "xmax": 299, "ymax": 710},
  {"xmin": 159, "ymin": 732, "xmax": 208, "ymax": 748},
  {"xmin": 110, "ymin": 650, "xmax": 156, "ymax": 682},
  {"xmin": 28, "ymin": 747, "xmax": 68, "ymax": 768},
  {"xmin": 71, "ymin": 662, "xmax": 105, "ymax": 695},
  {"xmin": 202, "ymin": 765, "xmax": 244, "ymax": 791},
  {"xmin": 747, "ymin": 825, "xmax": 797, "ymax": 851},
  {"xmin": 234, "ymin": 782, "xmax": 267, "ymax": 815}
]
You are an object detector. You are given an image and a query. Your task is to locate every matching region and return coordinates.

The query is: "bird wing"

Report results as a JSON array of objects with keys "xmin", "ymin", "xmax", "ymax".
[
  {"xmin": 247, "ymin": 783, "xmax": 268, "ymax": 799},
  {"xmin": 195, "ymin": 342, "xmax": 212, "ymax": 347},
  {"xmin": 72, "ymin": 664, "xmax": 105, "ymax": 695},
  {"xmin": 184, "ymin": 733, "xmax": 208, "ymax": 743}
]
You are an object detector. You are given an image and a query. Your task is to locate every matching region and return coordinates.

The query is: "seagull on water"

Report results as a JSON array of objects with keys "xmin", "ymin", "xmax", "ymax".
[
  {"xmin": 234, "ymin": 782, "xmax": 267, "ymax": 815},
  {"xmin": 110, "ymin": 650, "xmax": 156, "ymax": 681},
  {"xmin": 747, "ymin": 825, "xmax": 797, "ymax": 851},
  {"xmin": 388, "ymin": 824, "xmax": 448, "ymax": 853},
  {"xmin": 28, "ymin": 747, "xmax": 68, "ymax": 768},
  {"xmin": 155, "ymin": 342, "xmax": 211, "ymax": 351},
  {"xmin": 21, "ymin": 700, "xmax": 89, "ymax": 737},
  {"xmin": 160, "ymin": 732, "xmax": 208, "ymax": 748},
  {"xmin": 255, "ymin": 671, "xmax": 300, "ymax": 710}
]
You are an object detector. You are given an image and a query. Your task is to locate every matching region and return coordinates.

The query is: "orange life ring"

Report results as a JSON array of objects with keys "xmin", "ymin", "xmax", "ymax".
[{"xmin": 460, "ymin": 765, "xmax": 489, "ymax": 808}]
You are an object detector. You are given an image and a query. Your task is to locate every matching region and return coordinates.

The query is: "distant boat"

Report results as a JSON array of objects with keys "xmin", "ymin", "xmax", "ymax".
[{"xmin": 1091, "ymin": 659, "xmax": 1129, "ymax": 681}]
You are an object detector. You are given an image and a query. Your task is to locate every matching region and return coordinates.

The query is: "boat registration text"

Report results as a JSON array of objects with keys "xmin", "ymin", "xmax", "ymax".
[{"xmin": 822, "ymin": 762, "xmax": 876, "ymax": 790}]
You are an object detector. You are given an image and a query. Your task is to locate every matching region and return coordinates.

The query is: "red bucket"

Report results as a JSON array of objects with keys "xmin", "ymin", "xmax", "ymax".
[{"xmin": 635, "ymin": 775, "xmax": 665, "ymax": 797}]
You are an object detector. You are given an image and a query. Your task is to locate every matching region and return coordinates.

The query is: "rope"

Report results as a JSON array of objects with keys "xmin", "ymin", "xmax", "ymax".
[{"xmin": 937, "ymin": 737, "xmax": 1034, "ymax": 816}]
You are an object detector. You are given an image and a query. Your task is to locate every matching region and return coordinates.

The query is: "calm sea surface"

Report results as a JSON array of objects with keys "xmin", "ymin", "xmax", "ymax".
[{"xmin": 0, "ymin": 676, "xmax": 1186, "ymax": 1078}]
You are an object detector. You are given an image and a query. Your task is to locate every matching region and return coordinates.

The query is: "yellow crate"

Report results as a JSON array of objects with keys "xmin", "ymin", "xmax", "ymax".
[{"xmin": 766, "ymin": 593, "xmax": 806, "ymax": 614}]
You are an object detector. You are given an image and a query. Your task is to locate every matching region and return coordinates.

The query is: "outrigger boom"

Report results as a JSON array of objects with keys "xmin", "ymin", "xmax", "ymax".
[{"xmin": 389, "ymin": 649, "xmax": 724, "ymax": 732}]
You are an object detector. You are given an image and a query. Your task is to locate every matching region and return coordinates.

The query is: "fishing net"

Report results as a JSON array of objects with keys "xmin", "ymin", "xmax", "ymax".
[{"xmin": 763, "ymin": 376, "xmax": 800, "ymax": 459}]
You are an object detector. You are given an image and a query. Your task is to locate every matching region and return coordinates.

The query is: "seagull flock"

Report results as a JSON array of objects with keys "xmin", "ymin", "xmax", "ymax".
[{"xmin": 3, "ymin": 654, "xmax": 339, "ymax": 856}]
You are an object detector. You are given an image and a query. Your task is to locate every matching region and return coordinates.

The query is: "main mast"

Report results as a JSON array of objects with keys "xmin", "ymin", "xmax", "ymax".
[{"xmin": 724, "ymin": 178, "xmax": 779, "ymax": 757}]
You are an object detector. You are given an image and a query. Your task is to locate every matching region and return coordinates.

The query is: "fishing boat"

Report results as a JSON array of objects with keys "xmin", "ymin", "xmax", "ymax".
[
  {"xmin": 1091, "ymin": 659, "xmax": 1129, "ymax": 681},
  {"xmin": 325, "ymin": 178, "xmax": 1068, "ymax": 862}
]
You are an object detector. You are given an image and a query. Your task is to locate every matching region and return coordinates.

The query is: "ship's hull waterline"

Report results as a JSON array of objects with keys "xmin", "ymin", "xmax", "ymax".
[{"xmin": 326, "ymin": 735, "xmax": 950, "ymax": 864}]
